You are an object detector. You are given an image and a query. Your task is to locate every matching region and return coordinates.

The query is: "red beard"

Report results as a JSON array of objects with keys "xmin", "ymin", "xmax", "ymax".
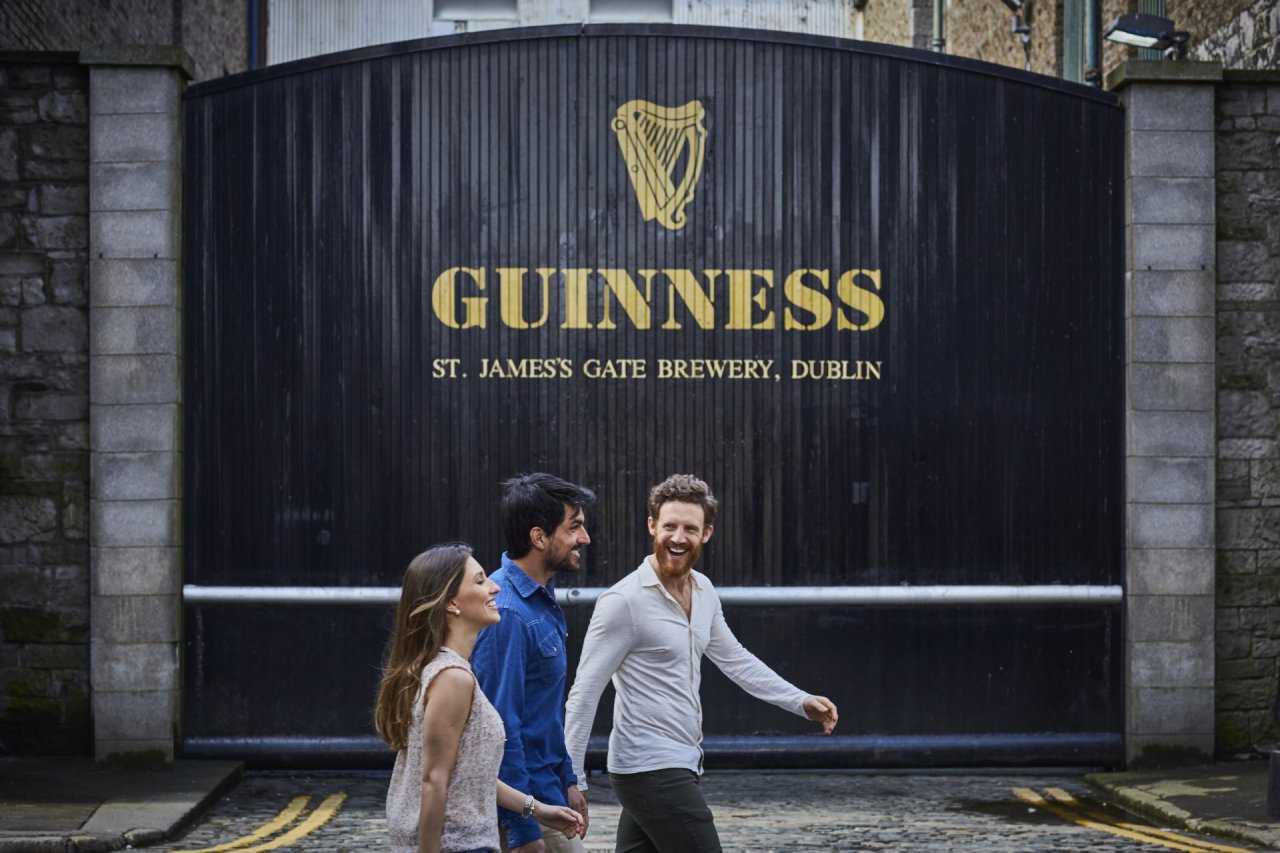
[{"xmin": 653, "ymin": 535, "xmax": 702, "ymax": 578}]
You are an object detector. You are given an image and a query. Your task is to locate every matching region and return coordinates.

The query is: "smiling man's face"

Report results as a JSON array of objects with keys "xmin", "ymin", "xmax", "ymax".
[{"xmin": 648, "ymin": 500, "xmax": 713, "ymax": 581}]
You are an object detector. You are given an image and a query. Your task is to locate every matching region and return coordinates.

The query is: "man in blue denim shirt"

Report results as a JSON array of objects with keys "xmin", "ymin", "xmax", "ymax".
[{"xmin": 473, "ymin": 473, "xmax": 595, "ymax": 853}]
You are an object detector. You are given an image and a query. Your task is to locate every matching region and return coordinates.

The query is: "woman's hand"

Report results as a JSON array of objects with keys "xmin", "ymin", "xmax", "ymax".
[{"xmin": 533, "ymin": 801, "xmax": 585, "ymax": 839}]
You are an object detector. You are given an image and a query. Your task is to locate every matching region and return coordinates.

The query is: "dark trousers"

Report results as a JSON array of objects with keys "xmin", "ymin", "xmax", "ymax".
[{"xmin": 608, "ymin": 769, "xmax": 723, "ymax": 853}]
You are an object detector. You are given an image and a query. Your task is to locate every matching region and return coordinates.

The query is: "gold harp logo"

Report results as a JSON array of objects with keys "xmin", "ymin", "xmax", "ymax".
[{"xmin": 611, "ymin": 99, "xmax": 708, "ymax": 230}]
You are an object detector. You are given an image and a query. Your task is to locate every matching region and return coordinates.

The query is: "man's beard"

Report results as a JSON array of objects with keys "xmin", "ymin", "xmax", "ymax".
[
  {"xmin": 653, "ymin": 536, "xmax": 701, "ymax": 577},
  {"xmin": 547, "ymin": 545, "xmax": 582, "ymax": 575}
]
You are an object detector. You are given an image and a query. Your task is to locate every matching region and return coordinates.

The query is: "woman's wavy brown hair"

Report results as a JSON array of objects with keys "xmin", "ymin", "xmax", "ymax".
[{"xmin": 373, "ymin": 542, "xmax": 474, "ymax": 751}]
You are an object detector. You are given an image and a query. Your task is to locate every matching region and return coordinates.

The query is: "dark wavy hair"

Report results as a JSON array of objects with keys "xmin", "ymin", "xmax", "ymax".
[{"xmin": 500, "ymin": 473, "xmax": 596, "ymax": 558}]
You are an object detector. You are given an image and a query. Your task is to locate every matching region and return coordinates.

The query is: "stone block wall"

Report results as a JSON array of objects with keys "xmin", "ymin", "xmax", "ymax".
[
  {"xmin": 1186, "ymin": 0, "xmax": 1280, "ymax": 71},
  {"xmin": 0, "ymin": 55, "xmax": 91, "ymax": 755},
  {"xmin": 0, "ymin": 1, "xmax": 247, "ymax": 82},
  {"xmin": 1214, "ymin": 73, "xmax": 1280, "ymax": 754}
]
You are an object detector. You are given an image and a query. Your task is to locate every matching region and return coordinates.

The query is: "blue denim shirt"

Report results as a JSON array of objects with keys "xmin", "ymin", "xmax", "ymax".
[{"xmin": 471, "ymin": 554, "xmax": 576, "ymax": 847}]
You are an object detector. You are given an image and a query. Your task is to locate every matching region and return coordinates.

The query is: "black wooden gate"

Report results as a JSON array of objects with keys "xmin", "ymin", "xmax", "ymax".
[{"xmin": 183, "ymin": 25, "xmax": 1124, "ymax": 767}]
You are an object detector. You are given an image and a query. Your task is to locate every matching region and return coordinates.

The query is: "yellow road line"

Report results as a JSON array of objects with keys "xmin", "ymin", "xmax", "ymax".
[
  {"xmin": 1111, "ymin": 823, "xmax": 1258, "ymax": 853},
  {"xmin": 1012, "ymin": 788, "xmax": 1255, "ymax": 853},
  {"xmin": 171, "ymin": 796, "xmax": 311, "ymax": 853},
  {"xmin": 228, "ymin": 792, "xmax": 347, "ymax": 853}
]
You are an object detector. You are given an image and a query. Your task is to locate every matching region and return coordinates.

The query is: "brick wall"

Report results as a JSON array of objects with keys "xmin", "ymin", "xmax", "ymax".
[
  {"xmin": 856, "ymin": 1, "xmax": 1278, "ymax": 81},
  {"xmin": 859, "ymin": 0, "xmax": 913, "ymax": 48},
  {"xmin": 1214, "ymin": 74, "xmax": 1280, "ymax": 755},
  {"xmin": 944, "ymin": 0, "xmax": 1061, "ymax": 77},
  {"xmin": 0, "ymin": 56, "xmax": 91, "ymax": 755}
]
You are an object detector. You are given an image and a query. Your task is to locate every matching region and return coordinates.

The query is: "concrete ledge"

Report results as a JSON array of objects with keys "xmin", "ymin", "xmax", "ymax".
[
  {"xmin": 1108, "ymin": 59, "xmax": 1224, "ymax": 92},
  {"xmin": 78, "ymin": 46, "xmax": 194, "ymax": 80},
  {"xmin": 1221, "ymin": 69, "xmax": 1280, "ymax": 83},
  {"xmin": 0, "ymin": 50, "xmax": 81, "ymax": 64}
]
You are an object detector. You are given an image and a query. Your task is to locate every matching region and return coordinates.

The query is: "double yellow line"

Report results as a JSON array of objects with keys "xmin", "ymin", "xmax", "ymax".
[
  {"xmin": 1012, "ymin": 787, "xmax": 1254, "ymax": 853},
  {"xmin": 172, "ymin": 792, "xmax": 347, "ymax": 853}
]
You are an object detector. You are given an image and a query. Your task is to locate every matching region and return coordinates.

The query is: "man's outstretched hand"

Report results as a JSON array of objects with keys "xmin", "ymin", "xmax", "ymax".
[{"xmin": 803, "ymin": 695, "xmax": 839, "ymax": 734}]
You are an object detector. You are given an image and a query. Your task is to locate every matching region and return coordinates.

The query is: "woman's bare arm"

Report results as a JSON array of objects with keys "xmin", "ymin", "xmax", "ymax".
[{"xmin": 416, "ymin": 668, "xmax": 474, "ymax": 853}]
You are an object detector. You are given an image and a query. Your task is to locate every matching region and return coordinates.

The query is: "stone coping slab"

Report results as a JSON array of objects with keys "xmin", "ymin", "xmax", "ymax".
[{"xmin": 0, "ymin": 758, "xmax": 241, "ymax": 853}]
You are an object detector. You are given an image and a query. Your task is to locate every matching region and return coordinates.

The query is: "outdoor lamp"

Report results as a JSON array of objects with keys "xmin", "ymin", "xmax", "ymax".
[{"xmin": 1104, "ymin": 13, "xmax": 1190, "ymax": 58}]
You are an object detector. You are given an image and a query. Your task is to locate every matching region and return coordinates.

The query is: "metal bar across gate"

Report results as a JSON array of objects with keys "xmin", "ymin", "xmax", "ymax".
[{"xmin": 183, "ymin": 584, "xmax": 1123, "ymax": 606}]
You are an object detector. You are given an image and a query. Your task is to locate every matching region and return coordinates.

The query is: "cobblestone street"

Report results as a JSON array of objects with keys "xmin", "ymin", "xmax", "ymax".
[{"xmin": 149, "ymin": 771, "xmax": 1268, "ymax": 853}]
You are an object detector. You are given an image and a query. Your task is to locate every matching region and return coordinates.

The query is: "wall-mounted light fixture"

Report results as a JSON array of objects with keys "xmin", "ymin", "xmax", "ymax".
[
  {"xmin": 999, "ymin": 0, "xmax": 1033, "ymax": 70},
  {"xmin": 1103, "ymin": 13, "xmax": 1189, "ymax": 59}
]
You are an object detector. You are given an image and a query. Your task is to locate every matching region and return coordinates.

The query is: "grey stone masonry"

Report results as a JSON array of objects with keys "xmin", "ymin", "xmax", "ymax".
[
  {"xmin": 1112, "ymin": 60, "xmax": 1222, "ymax": 766},
  {"xmin": 84, "ymin": 46, "xmax": 190, "ymax": 766},
  {"xmin": 0, "ymin": 53, "xmax": 92, "ymax": 756},
  {"xmin": 1213, "ymin": 71, "xmax": 1280, "ymax": 756}
]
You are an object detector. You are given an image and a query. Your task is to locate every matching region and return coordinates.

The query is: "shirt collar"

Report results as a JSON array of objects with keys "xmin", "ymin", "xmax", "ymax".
[{"xmin": 501, "ymin": 552, "xmax": 554, "ymax": 599}]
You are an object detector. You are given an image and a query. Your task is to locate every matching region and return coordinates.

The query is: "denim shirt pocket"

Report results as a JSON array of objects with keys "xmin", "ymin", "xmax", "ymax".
[{"xmin": 527, "ymin": 619, "xmax": 566, "ymax": 683}]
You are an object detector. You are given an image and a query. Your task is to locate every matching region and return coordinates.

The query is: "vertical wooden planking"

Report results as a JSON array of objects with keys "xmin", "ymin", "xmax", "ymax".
[{"xmin": 184, "ymin": 27, "xmax": 1125, "ymax": 755}]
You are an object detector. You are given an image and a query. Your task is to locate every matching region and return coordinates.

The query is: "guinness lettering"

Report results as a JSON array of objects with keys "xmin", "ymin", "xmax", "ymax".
[{"xmin": 429, "ymin": 266, "xmax": 885, "ymax": 332}]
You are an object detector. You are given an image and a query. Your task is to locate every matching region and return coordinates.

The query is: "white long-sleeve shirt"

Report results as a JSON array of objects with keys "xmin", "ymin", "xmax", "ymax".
[{"xmin": 563, "ymin": 558, "xmax": 809, "ymax": 784}]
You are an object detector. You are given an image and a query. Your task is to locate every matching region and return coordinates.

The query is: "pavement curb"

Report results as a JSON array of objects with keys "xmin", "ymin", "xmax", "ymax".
[
  {"xmin": 1086, "ymin": 772, "xmax": 1280, "ymax": 851},
  {"xmin": 159, "ymin": 763, "xmax": 244, "ymax": 842},
  {"xmin": 0, "ymin": 761, "xmax": 243, "ymax": 853}
]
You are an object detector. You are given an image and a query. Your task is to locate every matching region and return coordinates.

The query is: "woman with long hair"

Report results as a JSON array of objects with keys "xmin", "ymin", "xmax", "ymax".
[{"xmin": 376, "ymin": 542, "xmax": 583, "ymax": 853}]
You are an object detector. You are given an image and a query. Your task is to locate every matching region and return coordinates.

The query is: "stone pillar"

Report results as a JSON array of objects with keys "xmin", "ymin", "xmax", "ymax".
[
  {"xmin": 83, "ymin": 46, "xmax": 192, "ymax": 765},
  {"xmin": 1110, "ymin": 60, "xmax": 1223, "ymax": 766}
]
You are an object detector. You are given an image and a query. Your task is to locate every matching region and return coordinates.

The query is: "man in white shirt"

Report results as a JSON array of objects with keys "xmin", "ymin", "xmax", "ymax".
[{"xmin": 563, "ymin": 474, "xmax": 838, "ymax": 853}]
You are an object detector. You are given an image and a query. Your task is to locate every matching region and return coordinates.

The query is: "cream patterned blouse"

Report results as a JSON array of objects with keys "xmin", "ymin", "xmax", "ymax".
[{"xmin": 386, "ymin": 647, "xmax": 506, "ymax": 853}]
